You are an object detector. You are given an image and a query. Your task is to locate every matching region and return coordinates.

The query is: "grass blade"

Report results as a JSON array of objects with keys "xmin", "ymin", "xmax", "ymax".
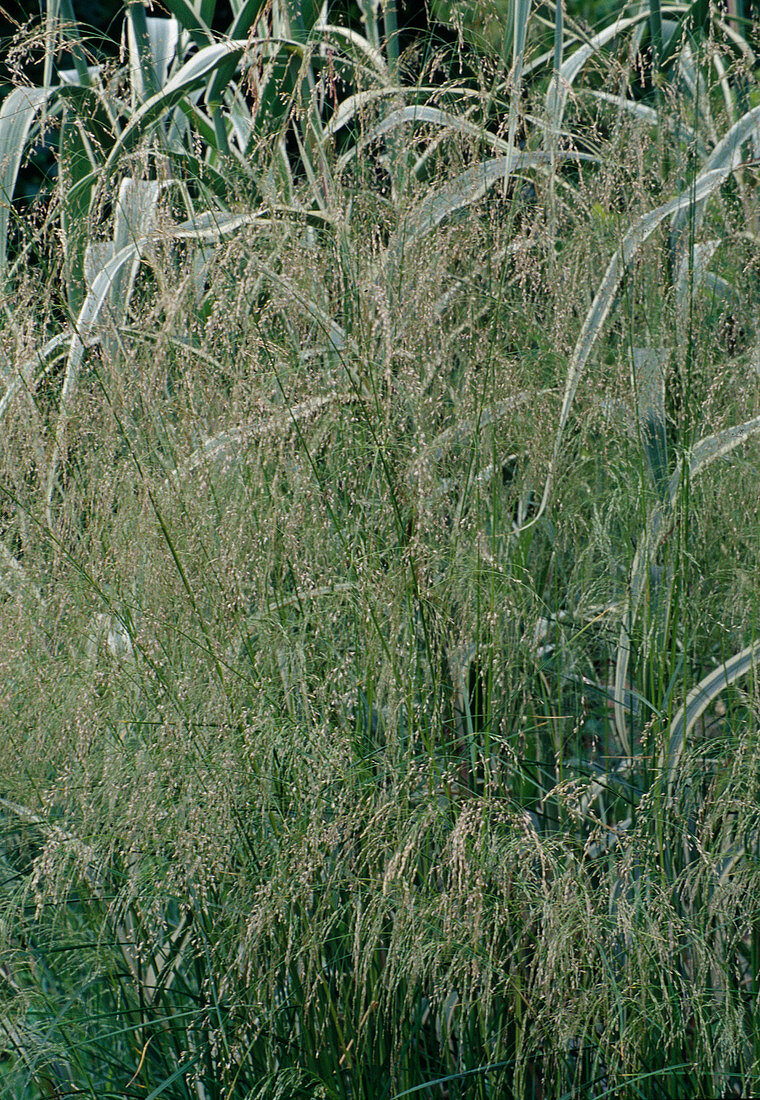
[
  {"xmin": 664, "ymin": 642, "xmax": 760, "ymax": 796},
  {"xmin": 0, "ymin": 87, "xmax": 49, "ymax": 275},
  {"xmin": 614, "ymin": 409, "xmax": 760, "ymax": 744}
]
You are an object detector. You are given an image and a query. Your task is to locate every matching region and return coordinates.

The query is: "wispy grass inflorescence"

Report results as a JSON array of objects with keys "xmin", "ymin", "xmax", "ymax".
[{"xmin": 0, "ymin": 1, "xmax": 760, "ymax": 1096}]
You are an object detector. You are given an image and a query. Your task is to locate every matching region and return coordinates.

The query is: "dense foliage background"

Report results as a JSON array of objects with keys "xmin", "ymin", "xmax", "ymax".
[{"xmin": 2, "ymin": 1, "xmax": 760, "ymax": 1097}]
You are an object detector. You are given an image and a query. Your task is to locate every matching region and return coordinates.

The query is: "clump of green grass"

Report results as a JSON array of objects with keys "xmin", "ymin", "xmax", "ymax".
[{"xmin": 1, "ymin": 2, "xmax": 760, "ymax": 1097}]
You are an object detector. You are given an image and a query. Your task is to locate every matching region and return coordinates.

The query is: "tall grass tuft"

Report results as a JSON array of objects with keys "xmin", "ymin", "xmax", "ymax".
[{"xmin": 1, "ymin": 1, "xmax": 760, "ymax": 1096}]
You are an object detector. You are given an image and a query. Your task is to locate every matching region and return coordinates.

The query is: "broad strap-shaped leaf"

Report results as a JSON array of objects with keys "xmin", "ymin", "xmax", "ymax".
[
  {"xmin": 82, "ymin": 177, "xmax": 162, "ymax": 355},
  {"xmin": 81, "ymin": 180, "xmax": 162, "ymax": 303},
  {"xmin": 168, "ymin": 394, "xmax": 359, "ymax": 485},
  {"xmin": 525, "ymin": 163, "xmax": 735, "ymax": 537},
  {"xmin": 0, "ymin": 87, "xmax": 48, "ymax": 274},
  {"xmin": 631, "ymin": 346, "xmax": 669, "ymax": 498},
  {"xmin": 98, "ymin": 40, "xmax": 249, "ymax": 183},
  {"xmin": 148, "ymin": 16, "xmax": 181, "ymax": 87},
  {"xmin": 46, "ymin": 178, "xmax": 160, "ymax": 517},
  {"xmin": 336, "ymin": 105, "xmax": 513, "ymax": 173},
  {"xmin": 43, "ymin": 202, "xmax": 343, "ymax": 519},
  {"xmin": 504, "ymin": 0, "xmax": 533, "ymax": 165},
  {"xmin": 545, "ymin": 2, "xmax": 709, "ymax": 144},
  {"xmin": 59, "ymin": 96, "xmax": 106, "ymax": 311},
  {"xmin": 127, "ymin": 11, "xmax": 180, "ymax": 104},
  {"xmin": 127, "ymin": 3, "xmax": 159, "ymax": 103},
  {"xmin": 545, "ymin": 14, "xmax": 644, "ymax": 141},
  {"xmin": 53, "ymin": 41, "xmax": 250, "ymax": 229},
  {"xmin": 586, "ymin": 90, "xmax": 706, "ymax": 157},
  {"xmin": 675, "ymin": 238, "xmax": 721, "ymax": 319},
  {"xmin": 664, "ymin": 642, "xmax": 760, "ymax": 797},
  {"xmin": 671, "ymin": 104, "xmax": 760, "ymax": 251},
  {"xmin": 47, "ymin": 0, "xmax": 92, "ymax": 87},
  {"xmin": 325, "ymin": 87, "xmax": 450, "ymax": 141},
  {"xmin": 45, "ymin": 238, "xmax": 156, "ymax": 523},
  {"xmin": 316, "ymin": 24, "xmax": 389, "ymax": 79},
  {"xmin": 108, "ymin": 178, "xmax": 162, "ymax": 319},
  {"xmin": 682, "ymin": 412, "xmax": 760, "ymax": 477},
  {"xmin": 155, "ymin": 0, "xmax": 217, "ymax": 49},
  {"xmin": 614, "ymin": 409, "xmax": 760, "ymax": 743},
  {"xmin": 391, "ymin": 150, "xmax": 596, "ymax": 255},
  {"xmin": 556, "ymin": 168, "xmax": 731, "ymax": 448},
  {"xmin": 0, "ymin": 73, "xmax": 103, "ymax": 291},
  {"xmin": 0, "ymin": 331, "xmax": 82, "ymax": 423},
  {"xmin": 356, "ymin": 0, "xmax": 382, "ymax": 51}
]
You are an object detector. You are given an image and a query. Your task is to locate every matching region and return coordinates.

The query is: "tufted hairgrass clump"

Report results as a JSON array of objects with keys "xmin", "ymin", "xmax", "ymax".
[{"xmin": 1, "ymin": 1, "xmax": 760, "ymax": 1096}]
